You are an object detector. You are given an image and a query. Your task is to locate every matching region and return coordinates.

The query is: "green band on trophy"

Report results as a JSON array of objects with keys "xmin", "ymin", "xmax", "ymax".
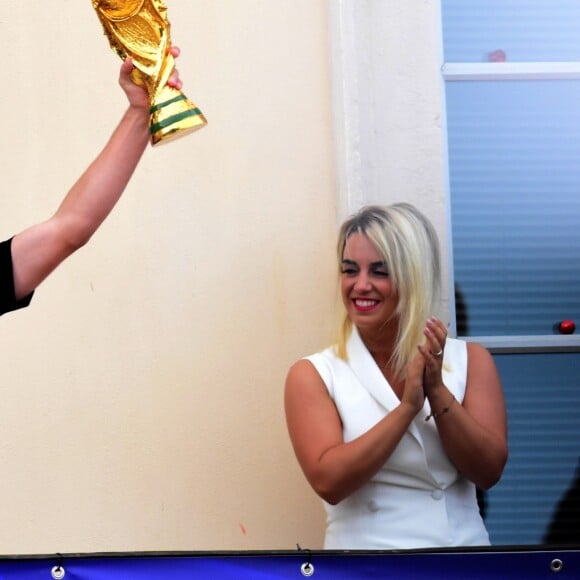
[
  {"xmin": 150, "ymin": 109, "xmax": 204, "ymax": 135},
  {"xmin": 149, "ymin": 94, "xmax": 188, "ymax": 114}
]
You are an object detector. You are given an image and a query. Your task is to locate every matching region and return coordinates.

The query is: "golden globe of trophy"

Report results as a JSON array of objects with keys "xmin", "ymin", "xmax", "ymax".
[{"xmin": 92, "ymin": 0, "xmax": 207, "ymax": 145}]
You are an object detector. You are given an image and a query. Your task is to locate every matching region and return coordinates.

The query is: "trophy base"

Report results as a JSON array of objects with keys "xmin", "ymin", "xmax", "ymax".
[{"xmin": 149, "ymin": 92, "xmax": 208, "ymax": 146}]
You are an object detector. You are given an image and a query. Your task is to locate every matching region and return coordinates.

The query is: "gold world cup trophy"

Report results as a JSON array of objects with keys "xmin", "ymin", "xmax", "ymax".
[{"xmin": 92, "ymin": 0, "xmax": 207, "ymax": 145}]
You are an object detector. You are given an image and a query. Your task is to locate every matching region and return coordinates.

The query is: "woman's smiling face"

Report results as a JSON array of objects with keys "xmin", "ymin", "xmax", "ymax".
[{"xmin": 340, "ymin": 232, "xmax": 398, "ymax": 331}]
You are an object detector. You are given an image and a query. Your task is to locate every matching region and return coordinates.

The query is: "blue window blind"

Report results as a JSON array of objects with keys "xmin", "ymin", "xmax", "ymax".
[
  {"xmin": 447, "ymin": 79, "xmax": 580, "ymax": 337},
  {"xmin": 442, "ymin": 0, "xmax": 580, "ymax": 62},
  {"xmin": 442, "ymin": 0, "xmax": 580, "ymax": 549},
  {"xmin": 485, "ymin": 353, "xmax": 580, "ymax": 545}
]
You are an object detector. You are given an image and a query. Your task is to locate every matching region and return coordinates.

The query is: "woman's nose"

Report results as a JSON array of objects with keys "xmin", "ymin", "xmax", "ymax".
[{"xmin": 354, "ymin": 274, "xmax": 371, "ymax": 292}]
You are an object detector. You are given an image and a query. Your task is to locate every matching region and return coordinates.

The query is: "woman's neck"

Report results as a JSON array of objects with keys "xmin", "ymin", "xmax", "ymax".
[
  {"xmin": 357, "ymin": 323, "xmax": 398, "ymax": 367},
  {"xmin": 357, "ymin": 323, "xmax": 405, "ymax": 394}
]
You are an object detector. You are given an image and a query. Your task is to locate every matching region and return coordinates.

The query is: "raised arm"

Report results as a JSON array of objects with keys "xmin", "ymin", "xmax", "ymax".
[{"xmin": 9, "ymin": 49, "xmax": 182, "ymax": 301}]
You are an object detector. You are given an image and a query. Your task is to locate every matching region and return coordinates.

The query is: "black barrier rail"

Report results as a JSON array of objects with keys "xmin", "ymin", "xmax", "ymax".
[{"xmin": 0, "ymin": 546, "xmax": 578, "ymax": 579}]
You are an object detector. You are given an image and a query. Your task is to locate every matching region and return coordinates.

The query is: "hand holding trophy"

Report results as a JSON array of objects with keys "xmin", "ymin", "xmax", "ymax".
[{"xmin": 92, "ymin": 0, "xmax": 207, "ymax": 145}]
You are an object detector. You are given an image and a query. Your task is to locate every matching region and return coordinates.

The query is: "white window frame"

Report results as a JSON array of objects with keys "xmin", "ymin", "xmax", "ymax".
[{"xmin": 444, "ymin": 62, "xmax": 580, "ymax": 352}]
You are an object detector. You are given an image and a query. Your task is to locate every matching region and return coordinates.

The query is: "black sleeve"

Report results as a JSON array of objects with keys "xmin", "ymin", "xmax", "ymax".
[{"xmin": 0, "ymin": 238, "xmax": 34, "ymax": 316}]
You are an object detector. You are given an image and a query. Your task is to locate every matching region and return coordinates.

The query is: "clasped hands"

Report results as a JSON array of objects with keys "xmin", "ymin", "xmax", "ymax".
[{"xmin": 401, "ymin": 317, "xmax": 448, "ymax": 414}]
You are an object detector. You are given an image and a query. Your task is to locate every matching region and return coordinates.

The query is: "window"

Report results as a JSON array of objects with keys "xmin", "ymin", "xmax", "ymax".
[
  {"xmin": 442, "ymin": 0, "xmax": 580, "ymax": 546},
  {"xmin": 443, "ymin": 0, "xmax": 580, "ymax": 347}
]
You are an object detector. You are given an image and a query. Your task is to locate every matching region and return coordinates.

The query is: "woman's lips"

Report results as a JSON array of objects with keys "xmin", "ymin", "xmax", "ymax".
[{"xmin": 353, "ymin": 298, "xmax": 379, "ymax": 312}]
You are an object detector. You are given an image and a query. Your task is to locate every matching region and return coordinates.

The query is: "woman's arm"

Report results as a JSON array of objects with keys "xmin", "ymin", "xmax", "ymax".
[
  {"xmin": 284, "ymin": 357, "xmax": 423, "ymax": 505},
  {"xmin": 10, "ymin": 50, "xmax": 182, "ymax": 301},
  {"xmin": 425, "ymin": 341, "xmax": 508, "ymax": 489}
]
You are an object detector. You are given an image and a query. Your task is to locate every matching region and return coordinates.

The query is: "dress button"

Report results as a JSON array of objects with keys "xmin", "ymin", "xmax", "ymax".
[
  {"xmin": 431, "ymin": 489, "xmax": 444, "ymax": 500},
  {"xmin": 368, "ymin": 499, "xmax": 380, "ymax": 512}
]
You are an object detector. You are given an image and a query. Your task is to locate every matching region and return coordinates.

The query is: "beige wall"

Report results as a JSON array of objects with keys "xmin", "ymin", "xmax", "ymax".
[
  {"xmin": 1, "ymin": 1, "xmax": 446, "ymax": 555},
  {"xmin": 0, "ymin": 1, "xmax": 336, "ymax": 552}
]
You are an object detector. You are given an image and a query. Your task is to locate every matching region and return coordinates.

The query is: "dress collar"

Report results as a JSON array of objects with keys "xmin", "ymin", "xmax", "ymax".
[{"xmin": 346, "ymin": 326, "xmax": 425, "ymax": 445}]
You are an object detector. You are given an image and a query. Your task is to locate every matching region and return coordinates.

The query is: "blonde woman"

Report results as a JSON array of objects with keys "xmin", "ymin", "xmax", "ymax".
[{"xmin": 285, "ymin": 203, "xmax": 507, "ymax": 549}]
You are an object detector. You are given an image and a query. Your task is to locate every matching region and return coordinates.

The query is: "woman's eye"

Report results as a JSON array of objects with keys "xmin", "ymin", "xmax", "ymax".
[
  {"xmin": 341, "ymin": 268, "xmax": 357, "ymax": 275},
  {"xmin": 374, "ymin": 270, "xmax": 389, "ymax": 277}
]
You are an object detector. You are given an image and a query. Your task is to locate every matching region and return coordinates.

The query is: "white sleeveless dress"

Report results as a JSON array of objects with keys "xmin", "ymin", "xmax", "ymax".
[{"xmin": 305, "ymin": 327, "xmax": 490, "ymax": 550}]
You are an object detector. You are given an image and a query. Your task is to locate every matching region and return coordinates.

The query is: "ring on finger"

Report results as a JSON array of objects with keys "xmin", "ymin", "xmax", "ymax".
[{"xmin": 432, "ymin": 348, "xmax": 443, "ymax": 357}]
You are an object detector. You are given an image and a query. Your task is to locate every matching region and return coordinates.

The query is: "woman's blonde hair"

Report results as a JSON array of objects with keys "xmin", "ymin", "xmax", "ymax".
[{"xmin": 335, "ymin": 203, "xmax": 441, "ymax": 379}]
